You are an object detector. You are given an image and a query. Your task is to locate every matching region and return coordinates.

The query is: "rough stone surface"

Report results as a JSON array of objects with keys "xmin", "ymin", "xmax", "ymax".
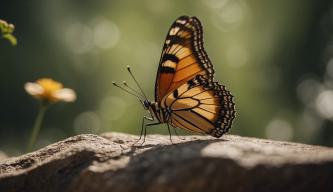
[
  {"xmin": 0, "ymin": 133, "xmax": 333, "ymax": 192},
  {"xmin": 0, "ymin": 152, "xmax": 7, "ymax": 161}
]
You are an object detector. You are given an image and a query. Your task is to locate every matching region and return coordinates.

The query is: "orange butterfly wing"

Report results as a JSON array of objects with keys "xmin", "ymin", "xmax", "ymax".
[
  {"xmin": 155, "ymin": 16, "xmax": 214, "ymax": 102},
  {"xmin": 155, "ymin": 16, "xmax": 235, "ymax": 137},
  {"xmin": 161, "ymin": 75, "xmax": 235, "ymax": 137}
]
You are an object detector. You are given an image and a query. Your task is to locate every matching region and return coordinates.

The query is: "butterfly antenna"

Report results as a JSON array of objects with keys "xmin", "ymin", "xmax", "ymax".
[
  {"xmin": 112, "ymin": 81, "xmax": 143, "ymax": 100},
  {"xmin": 123, "ymin": 81, "xmax": 144, "ymax": 98},
  {"xmin": 126, "ymin": 65, "xmax": 149, "ymax": 100}
]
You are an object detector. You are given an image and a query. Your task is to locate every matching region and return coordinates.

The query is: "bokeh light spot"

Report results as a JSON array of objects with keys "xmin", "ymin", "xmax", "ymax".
[
  {"xmin": 92, "ymin": 18, "xmax": 120, "ymax": 49},
  {"xmin": 297, "ymin": 78, "xmax": 322, "ymax": 107},
  {"xmin": 209, "ymin": 0, "xmax": 249, "ymax": 31},
  {"xmin": 65, "ymin": 22, "xmax": 93, "ymax": 54},
  {"xmin": 326, "ymin": 58, "xmax": 333, "ymax": 79},
  {"xmin": 226, "ymin": 45, "xmax": 248, "ymax": 68},
  {"xmin": 99, "ymin": 96, "xmax": 127, "ymax": 121},
  {"xmin": 74, "ymin": 111, "xmax": 101, "ymax": 134},
  {"xmin": 315, "ymin": 89, "xmax": 333, "ymax": 119},
  {"xmin": 265, "ymin": 119, "xmax": 293, "ymax": 141},
  {"xmin": 202, "ymin": 0, "xmax": 229, "ymax": 10}
]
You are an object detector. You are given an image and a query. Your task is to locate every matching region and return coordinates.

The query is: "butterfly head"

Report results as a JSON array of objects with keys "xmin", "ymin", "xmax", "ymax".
[{"xmin": 141, "ymin": 99, "xmax": 151, "ymax": 110}]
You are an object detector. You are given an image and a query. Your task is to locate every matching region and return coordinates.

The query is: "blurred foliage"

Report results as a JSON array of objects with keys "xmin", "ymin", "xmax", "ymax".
[
  {"xmin": 1, "ymin": 0, "xmax": 333, "ymax": 155},
  {"xmin": 0, "ymin": 19, "xmax": 17, "ymax": 46}
]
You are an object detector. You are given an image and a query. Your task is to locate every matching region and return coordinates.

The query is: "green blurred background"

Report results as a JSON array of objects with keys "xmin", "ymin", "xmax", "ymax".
[{"xmin": 1, "ymin": 0, "xmax": 333, "ymax": 155}]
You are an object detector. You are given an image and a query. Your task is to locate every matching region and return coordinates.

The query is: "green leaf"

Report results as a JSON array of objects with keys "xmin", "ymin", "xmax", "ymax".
[
  {"xmin": 0, "ymin": 19, "xmax": 17, "ymax": 46},
  {"xmin": 2, "ymin": 33, "xmax": 17, "ymax": 46}
]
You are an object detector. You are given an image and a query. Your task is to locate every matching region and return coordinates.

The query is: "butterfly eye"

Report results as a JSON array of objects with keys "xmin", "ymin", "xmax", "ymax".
[{"xmin": 143, "ymin": 100, "xmax": 150, "ymax": 110}]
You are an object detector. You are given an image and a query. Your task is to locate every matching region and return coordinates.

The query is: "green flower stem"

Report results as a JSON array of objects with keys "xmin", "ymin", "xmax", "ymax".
[{"xmin": 27, "ymin": 102, "xmax": 48, "ymax": 152}]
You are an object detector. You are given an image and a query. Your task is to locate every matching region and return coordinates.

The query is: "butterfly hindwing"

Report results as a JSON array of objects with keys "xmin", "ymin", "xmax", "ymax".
[
  {"xmin": 155, "ymin": 16, "xmax": 215, "ymax": 102},
  {"xmin": 161, "ymin": 75, "xmax": 235, "ymax": 138}
]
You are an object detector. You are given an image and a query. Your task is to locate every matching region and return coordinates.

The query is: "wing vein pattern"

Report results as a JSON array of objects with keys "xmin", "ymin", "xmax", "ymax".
[{"xmin": 154, "ymin": 16, "xmax": 236, "ymax": 138}]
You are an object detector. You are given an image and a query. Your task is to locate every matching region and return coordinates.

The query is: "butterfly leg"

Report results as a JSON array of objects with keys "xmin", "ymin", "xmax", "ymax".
[
  {"xmin": 133, "ymin": 116, "xmax": 152, "ymax": 146},
  {"xmin": 133, "ymin": 116, "xmax": 160, "ymax": 146},
  {"xmin": 166, "ymin": 123, "xmax": 174, "ymax": 144},
  {"xmin": 142, "ymin": 122, "xmax": 162, "ymax": 145},
  {"xmin": 172, "ymin": 126, "xmax": 185, "ymax": 141}
]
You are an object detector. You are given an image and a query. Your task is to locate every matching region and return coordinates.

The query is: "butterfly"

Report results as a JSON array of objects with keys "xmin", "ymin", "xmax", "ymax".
[{"xmin": 113, "ymin": 16, "xmax": 235, "ymax": 142}]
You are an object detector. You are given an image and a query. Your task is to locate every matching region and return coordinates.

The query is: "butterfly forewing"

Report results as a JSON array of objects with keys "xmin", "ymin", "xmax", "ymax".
[{"xmin": 155, "ymin": 16, "xmax": 215, "ymax": 102}]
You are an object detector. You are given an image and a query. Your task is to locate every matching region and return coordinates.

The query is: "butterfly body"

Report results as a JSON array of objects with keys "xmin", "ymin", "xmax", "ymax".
[
  {"xmin": 147, "ymin": 101, "xmax": 168, "ymax": 123},
  {"xmin": 116, "ymin": 16, "xmax": 235, "ymax": 140}
]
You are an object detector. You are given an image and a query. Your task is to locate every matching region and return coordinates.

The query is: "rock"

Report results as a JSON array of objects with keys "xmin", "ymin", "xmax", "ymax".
[
  {"xmin": 0, "ymin": 152, "xmax": 8, "ymax": 161},
  {"xmin": 0, "ymin": 133, "xmax": 333, "ymax": 192}
]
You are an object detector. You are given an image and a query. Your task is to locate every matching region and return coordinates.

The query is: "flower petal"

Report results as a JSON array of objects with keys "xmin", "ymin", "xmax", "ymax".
[
  {"xmin": 24, "ymin": 82, "xmax": 44, "ymax": 96},
  {"xmin": 54, "ymin": 88, "xmax": 77, "ymax": 102}
]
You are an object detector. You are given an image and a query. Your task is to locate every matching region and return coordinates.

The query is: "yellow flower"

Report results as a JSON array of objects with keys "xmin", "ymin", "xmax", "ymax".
[{"xmin": 25, "ymin": 78, "xmax": 76, "ymax": 103}]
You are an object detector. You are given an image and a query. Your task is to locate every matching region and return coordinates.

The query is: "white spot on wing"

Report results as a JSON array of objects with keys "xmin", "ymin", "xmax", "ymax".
[
  {"xmin": 162, "ymin": 60, "xmax": 177, "ymax": 68},
  {"xmin": 169, "ymin": 27, "xmax": 180, "ymax": 35},
  {"xmin": 176, "ymin": 20, "xmax": 186, "ymax": 24}
]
